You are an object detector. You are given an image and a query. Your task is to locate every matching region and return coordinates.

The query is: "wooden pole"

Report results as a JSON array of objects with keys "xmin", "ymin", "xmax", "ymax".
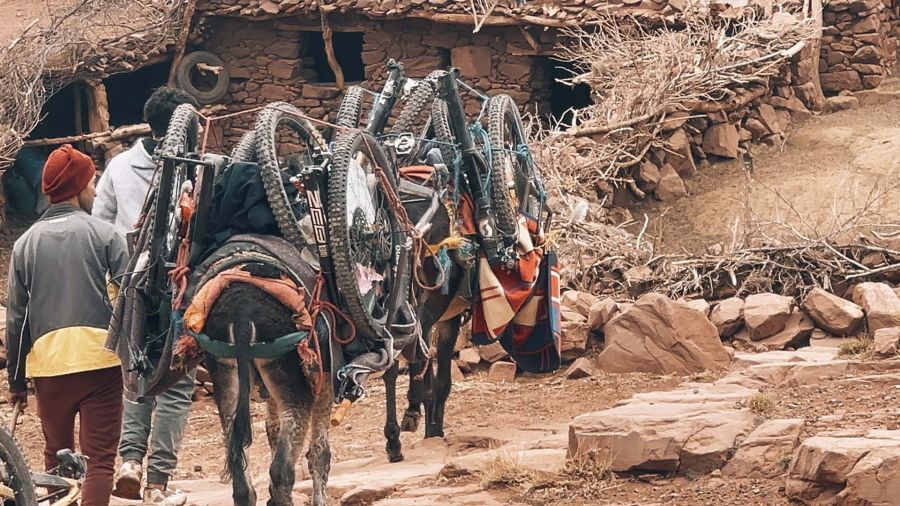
[
  {"xmin": 319, "ymin": 6, "xmax": 345, "ymax": 90},
  {"xmin": 168, "ymin": 0, "xmax": 198, "ymax": 86},
  {"xmin": 23, "ymin": 124, "xmax": 151, "ymax": 148}
]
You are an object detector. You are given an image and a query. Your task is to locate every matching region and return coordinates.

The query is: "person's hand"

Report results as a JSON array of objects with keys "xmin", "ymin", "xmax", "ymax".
[{"xmin": 8, "ymin": 390, "xmax": 27, "ymax": 409}]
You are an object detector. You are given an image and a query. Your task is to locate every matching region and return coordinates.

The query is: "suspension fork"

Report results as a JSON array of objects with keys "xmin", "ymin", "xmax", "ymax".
[
  {"xmin": 437, "ymin": 69, "xmax": 503, "ymax": 266},
  {"xmin": 367, "ymin": 59, "xmax": 406, "ymax": 135}
]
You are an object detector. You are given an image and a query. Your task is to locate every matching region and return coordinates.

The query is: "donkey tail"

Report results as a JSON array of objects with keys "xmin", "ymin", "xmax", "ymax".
[{"xmin": 223, "ymin": 322, "xmax": 254, "ymax": 482}]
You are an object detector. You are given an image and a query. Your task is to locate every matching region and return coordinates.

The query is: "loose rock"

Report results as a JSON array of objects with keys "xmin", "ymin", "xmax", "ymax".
[
  {"xmin": 479, "ymin": 342, "xmax": 509, "ymax": 363},
  {"xmin": 852, "ymin": 282, "xmax": 900, "ymax": 333},
  {"xmin": 654, "ymin": 163, "xmax": 688, "ymax": 201},
  {"xmin": 588, "ymin": 298, "xmax": 619, "ymax": 332},
  {"xmin": 744, "ymin": 293, "xmax": 793, "ymax": 340},
  {"xmin": 458, "ymin": 348, "xmax": 482, "ymax": 370},
  {"xmin": 801, "ymin": 287, "xmax": 865, "ymax": 336},
  {"xmin": 561, "ymin": 322, "xmax": 589, "ymax": 361},
  {"xmin": 710, "ymin": 297, "xmax": 745, "ymax": 338},
  {"xmin": 873, "ymin": 327, "xmax": 900, "ymax": 358},
  {"xmin": 597, "ymin": 293, "xmax": 732, "ymax": 375},
  {"xmin": 723, "ymin": 419, "xmax": 805, "ymax": 479},
  {"xmin": 487, "ymin": 361, "xmax": 517, "ymax": 383},
  {"xmin": 563, "ymin": 357, "xmax": 595, "ymax": 380},
  {"xmin": 561, "ymin": 291, "xmax": 600, "ymax": 318}
]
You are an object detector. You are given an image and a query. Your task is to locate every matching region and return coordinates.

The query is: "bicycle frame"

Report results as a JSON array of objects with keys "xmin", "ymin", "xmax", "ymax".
[
  {"xmin": 366, "ymin": 59, "xmax": 406, "ymax": 135},
  {"xmin": 436, "ymin": 69, "xmax": 505, "ymax": 266}
]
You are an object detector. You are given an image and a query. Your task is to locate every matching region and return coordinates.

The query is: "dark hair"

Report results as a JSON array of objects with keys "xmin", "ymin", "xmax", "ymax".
[{"xmin": 143, "ymin": 87, "xmax": 200, "ymax": 138}]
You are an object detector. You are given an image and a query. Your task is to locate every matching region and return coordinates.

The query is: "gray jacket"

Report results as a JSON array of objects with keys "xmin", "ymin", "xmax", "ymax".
[{"xmin": 6, "ymin": 204, "xmax": 129, "ymax": 392}]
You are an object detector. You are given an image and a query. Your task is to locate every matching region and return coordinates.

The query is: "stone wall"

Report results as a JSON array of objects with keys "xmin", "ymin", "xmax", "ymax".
[
  {"xmin": 200, "ymin": 16, "xmax": 551, "ymax": 150},
  {"xmin": 820, "ymin": 0, "xmax": 900, "ymax": 93},
  {"xmin": 602, "ymin": 66, "xmax": 816, "ymax": 209}
]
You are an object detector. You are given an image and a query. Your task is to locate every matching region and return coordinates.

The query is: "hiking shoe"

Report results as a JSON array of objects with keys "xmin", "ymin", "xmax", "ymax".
[
  {"xmin": 113, "ymin": 460, "xmax": 142, "ymax": 499},
  {"xmin": 143, "ymin": 486, "xmax": 187, "ymax": 506}
]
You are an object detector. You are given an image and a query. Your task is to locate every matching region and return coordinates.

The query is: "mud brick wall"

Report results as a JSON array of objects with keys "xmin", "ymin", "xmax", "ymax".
[
  {"xmin": 199, "ymin": 16, "xmax": 552, "ymax": 151},
  {"xmin": 820, "ymin": 0, "xmax": 900, "ymax": 93}
]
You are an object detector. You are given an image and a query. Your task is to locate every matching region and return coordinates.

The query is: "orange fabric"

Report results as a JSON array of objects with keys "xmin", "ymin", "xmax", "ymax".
[
  {"xmin": 183, "ymin": 268, "xmax": 313, "ymax": 334},
  {"xmin": 458, "ymin": 194, "xmax": 478, "ymax": 236},
  {"xmin": 399, "ymin": 165, "xmax": 435, "ymax": 182}
]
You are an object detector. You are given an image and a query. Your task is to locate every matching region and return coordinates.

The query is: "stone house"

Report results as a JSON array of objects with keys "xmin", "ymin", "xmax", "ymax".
[{"xmin": 19, "ymin": 0, "xmax": 900, "ymax": 163}]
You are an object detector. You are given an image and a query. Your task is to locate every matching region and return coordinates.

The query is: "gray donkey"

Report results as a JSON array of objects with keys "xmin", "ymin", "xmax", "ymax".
[{"xmin": 202, "ymin": 280, "xmax": 331, "ymax": 506}]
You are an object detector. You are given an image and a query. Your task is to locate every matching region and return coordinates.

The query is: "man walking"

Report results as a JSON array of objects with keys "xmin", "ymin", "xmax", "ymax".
[
  {"xmin": 95, "ymin": 87, "xmax": 198, "ymax": 506},
  {"xmin": 7, "ymin": 144, "xmax": 127, "ymax": 506}
]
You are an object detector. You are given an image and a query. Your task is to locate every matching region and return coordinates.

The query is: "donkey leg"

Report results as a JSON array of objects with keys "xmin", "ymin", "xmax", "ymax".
[
  {"xmin": 206, "ymin": 356, "xmax": 257, "ymax": 506},
  {"xmin": 257, "ymin": 360, "xmax": 312, "ymax": 506},
  {"xmin": 382, "ymin": 362, "xmax": 404, "ymax": 462},
  {"xmin": 306, "ymin": 383, "xmax": 332, "ymax": 506},
  {"xmin": 401, "ymin": 360, "xmax": 426, "ymax": 433},
  {"xmin": 425, "ymin": 317, "xmax": 461, "ymax": 438},
  {"xmin": 265, "ymin": 396, "xmax": 280, "ymax": 456}
]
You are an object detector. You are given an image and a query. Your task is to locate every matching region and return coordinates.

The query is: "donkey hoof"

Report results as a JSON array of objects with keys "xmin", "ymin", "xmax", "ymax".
[
  {"xmin": 400, "ymin": 412, "xmax": 420, "ymax": 433},
  {"xmin": 389, "ymin": 452, "xmax": 405, "ymax": 463}
]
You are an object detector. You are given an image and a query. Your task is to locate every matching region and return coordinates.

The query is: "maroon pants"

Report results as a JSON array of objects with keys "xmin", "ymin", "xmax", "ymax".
[{"xmin": 34, "ymin": 366, "xmax": 123, "ymax": 506}]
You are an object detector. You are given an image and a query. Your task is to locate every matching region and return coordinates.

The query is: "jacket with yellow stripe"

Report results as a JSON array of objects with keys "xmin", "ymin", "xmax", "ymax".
[{"xmin": 6, "ymin": 203, "xmax": 128, "ymax": 393}]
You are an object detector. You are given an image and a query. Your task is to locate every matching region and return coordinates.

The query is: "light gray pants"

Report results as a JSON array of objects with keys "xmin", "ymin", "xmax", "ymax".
[{"xmin": 118, "ymin": 370, "xmax": 196, "ymax": 486}]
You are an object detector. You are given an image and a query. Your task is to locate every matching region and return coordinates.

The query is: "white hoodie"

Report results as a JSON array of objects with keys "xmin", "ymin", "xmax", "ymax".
[{"xmin": 94, "ymin": 139, "xmax": 157, "ymax": 233}]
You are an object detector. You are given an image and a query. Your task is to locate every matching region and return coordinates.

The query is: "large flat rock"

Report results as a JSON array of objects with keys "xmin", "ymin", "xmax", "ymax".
[
  {"xmin": 787, "ymin": 430, "xmax": 900, "ymax": 505},
  {"xmin": 568, "ymin": 382, "xmax": 757, "ymax": 473}
]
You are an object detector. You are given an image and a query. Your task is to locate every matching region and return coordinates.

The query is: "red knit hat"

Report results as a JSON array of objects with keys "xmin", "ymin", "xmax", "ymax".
[{"xmin": 42, "ymin": 144, "xmax": 96, "ymax": 204}]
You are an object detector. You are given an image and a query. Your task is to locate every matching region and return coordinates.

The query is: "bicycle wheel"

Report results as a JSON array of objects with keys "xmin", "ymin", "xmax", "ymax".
[
  {"xmin": 145, "ymin": 103, "xmax": 199, "ymax": 266},
  {"xmin": 327, "ymin": 130, "xmax": 408, "ymax": 340},
  {"xmin": 336, "ymin": 85, "xmax": 365, "ymax": 130},
  {"xmin": 430, "ymin": 99, "xmax": 460, "ymax": 168},
  {"xmin": 390, "ymin": 71, "xmax": 441, "ymax": 165},
  {"xmin": 253, "ymin": 102, "xmax": 328, "ymax": 249},
  {"xmin": 487, "ymin": 94, "xmax": 531, "ymax": 236},
  {"xmin": 230, "ymin": 131, "xmax": 256, "ymax": 163},
  {"xmin": 0, "ymin": 426, "xmax": 38, "ymax": 505}
]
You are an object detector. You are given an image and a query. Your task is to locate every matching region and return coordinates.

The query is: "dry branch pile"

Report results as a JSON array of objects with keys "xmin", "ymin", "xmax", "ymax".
[
  {"xmin": 0, "ymin": 0, "xmax": 187, "ymax": 172},
  {"xmin": 643, "ymin": 233, "xmax": 900, "ymax": 299},
  {"xmin": 539, "ymin": 5, "xmax": 819, "ymax": 194}
]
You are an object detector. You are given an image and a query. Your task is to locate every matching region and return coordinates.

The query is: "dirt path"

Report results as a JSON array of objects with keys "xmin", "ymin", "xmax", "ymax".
[{"xmin": 637, "ymin": 83, "xmax": 900, "ymax": 254}]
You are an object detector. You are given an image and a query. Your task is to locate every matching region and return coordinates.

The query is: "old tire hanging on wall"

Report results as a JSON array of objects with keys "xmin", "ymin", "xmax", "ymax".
[{"xmin": 176, "ymin": 51, "xmax": 230, "ymax": 104}]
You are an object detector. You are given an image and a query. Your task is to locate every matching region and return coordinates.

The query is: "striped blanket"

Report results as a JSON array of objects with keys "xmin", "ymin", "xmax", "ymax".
[{"xmin": 469, "ymin": 215, "xmax": 562, "ymax": 374}]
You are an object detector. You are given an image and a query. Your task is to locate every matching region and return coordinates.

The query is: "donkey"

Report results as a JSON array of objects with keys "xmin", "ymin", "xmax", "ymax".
[
  {"xmin": 382, "ymin": 178, "xmax": 470, "ymax": 463},
  {"xmin": 203, "ymin": 281, "xmax": 331, "ymax": 506}
]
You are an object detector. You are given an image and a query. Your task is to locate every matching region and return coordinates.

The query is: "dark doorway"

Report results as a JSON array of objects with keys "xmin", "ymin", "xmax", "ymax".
[
  {"xmin": 28, "ymin": 82, "xmax": 90, "ymax": 140},
  {"xmin": 302, "ymin": 31, "xmax": 365, "ymax": 83},
  {"xmin": 548, "ymin": 59, "xmax": 593, "ymax": 126},
  {"xmin": 104, "ymin": 60, "xmax": 172, "ymax": 128}
]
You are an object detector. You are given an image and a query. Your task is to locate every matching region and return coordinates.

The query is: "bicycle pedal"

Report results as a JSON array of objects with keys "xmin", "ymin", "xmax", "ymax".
[{"xmin": 392, "ymin": 133, "xmax": 416, "ymax": 156}]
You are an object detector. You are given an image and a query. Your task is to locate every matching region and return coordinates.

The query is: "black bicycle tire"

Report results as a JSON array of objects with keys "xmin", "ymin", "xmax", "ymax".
[
  {"xmin": 327, "ymin": 130, "xmax": 406, "ymax": 340},
  {"xmin": 336, "ymin": 85, "xmax": 365, "ymax": 130},
  {"xmin": 390, "ymin": 72, "xmax": 441, "ymax": 165},
  {"xmin": 0, "ymin": 425, "xmax": 38, "ymax": 505},
  {"xmin": 253, "ymin": 102, "xmax": 327, "ymax": 249},
  {"xmin": 144, "ymin": 104, "xmax": 199, "ymax": 264},
  {"xmin": 230, "ymin": 131, "xmax": 256, "ymax": 162},
  {"xmin": 487, "ymin": 94, "xmax": 528, "ymax": 236},
  {"xmin": 430, "ymin": 99, "xmax": 460, "ymax": 168}
]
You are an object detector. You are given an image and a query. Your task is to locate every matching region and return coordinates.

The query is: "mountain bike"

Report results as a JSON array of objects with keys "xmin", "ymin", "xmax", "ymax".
[
  {"xmin": 431, "ymin": 69, "xmax": 550, "ymax": 267},
  {"xmin": 0, "ymin": 404, "xmax": 86, "ymax": 505}
]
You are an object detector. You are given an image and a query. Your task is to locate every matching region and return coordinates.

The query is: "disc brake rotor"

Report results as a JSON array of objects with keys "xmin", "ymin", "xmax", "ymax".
[{"xmin": 345, "ymin": 152, "xmax": 391, "ymax": 301}]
